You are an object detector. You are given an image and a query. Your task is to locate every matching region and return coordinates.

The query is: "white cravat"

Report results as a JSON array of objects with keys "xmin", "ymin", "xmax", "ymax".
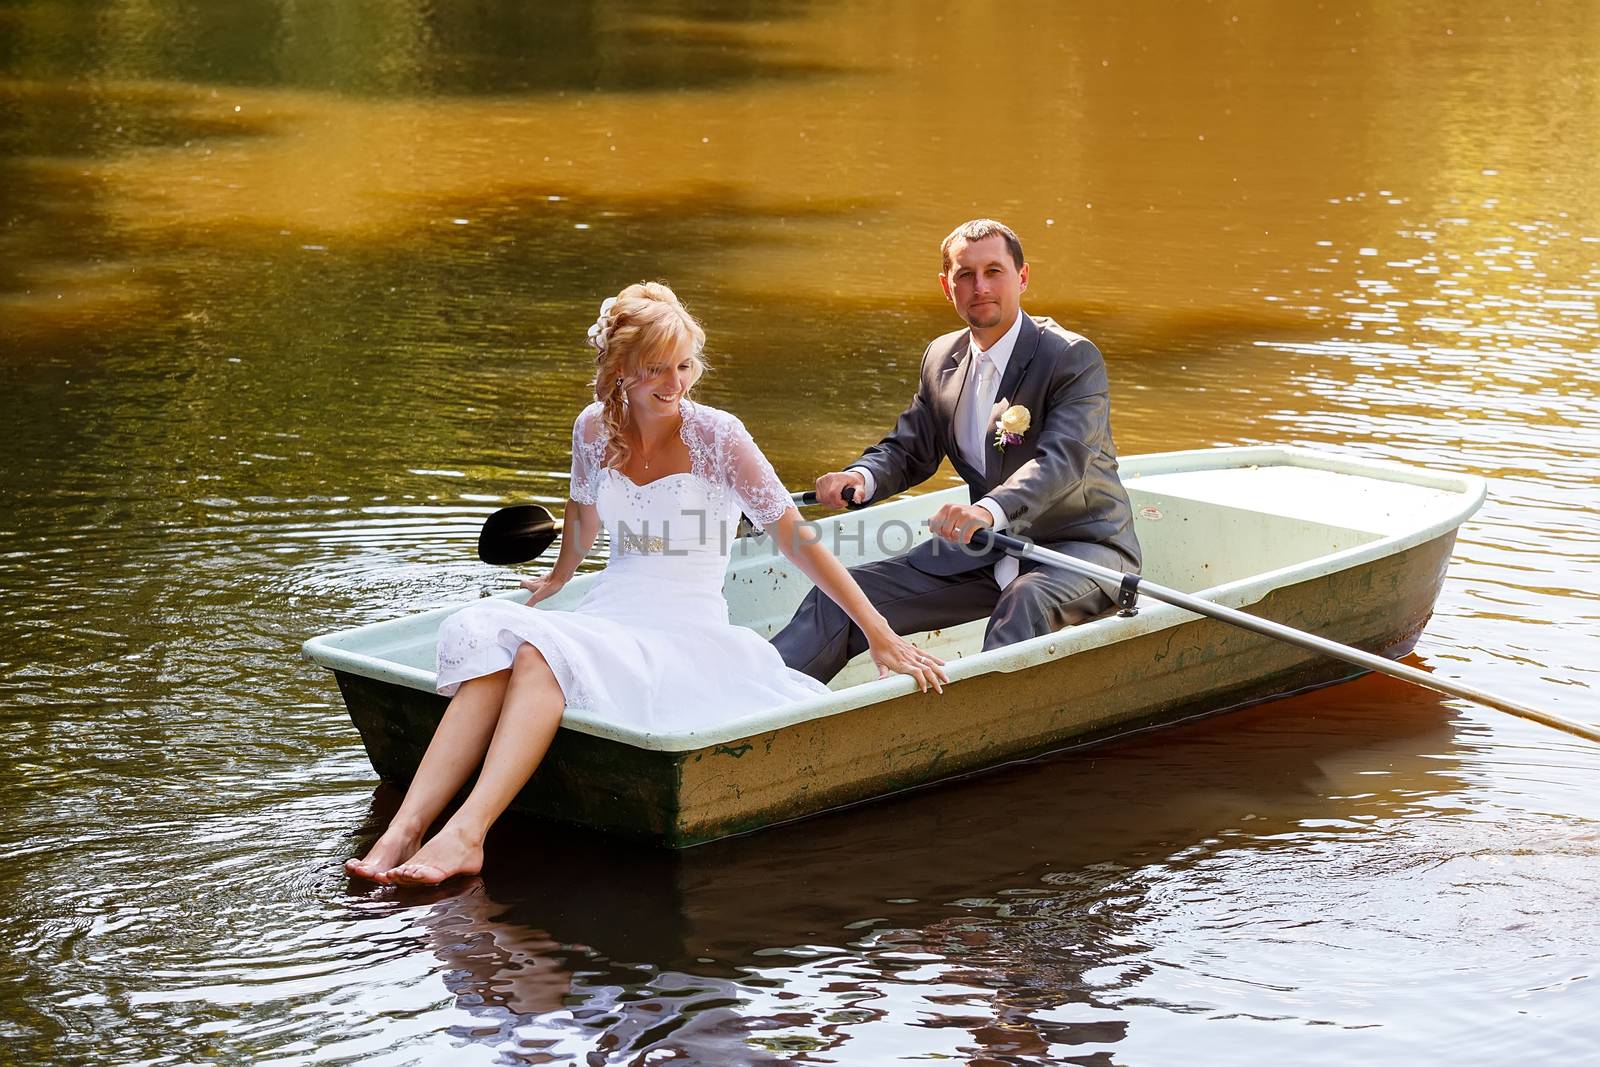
[
  {"xmin": 958, "ymin": 319, "xmax": 1022, "ymax": 589},
  {"xmin": 959, "ymin": 352, "xmax": 999, "ymax": 467}
]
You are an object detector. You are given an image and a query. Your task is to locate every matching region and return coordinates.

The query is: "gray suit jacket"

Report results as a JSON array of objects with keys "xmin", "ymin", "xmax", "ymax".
[{"xmin": 852, "ymin": 313, "xmax": 1141, "ymax": 576}]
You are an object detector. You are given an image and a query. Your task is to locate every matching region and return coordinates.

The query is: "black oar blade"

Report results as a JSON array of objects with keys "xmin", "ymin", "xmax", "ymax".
[{"xmin": 478, "ymin": 505, "xmax": 559, "ymax": 565}]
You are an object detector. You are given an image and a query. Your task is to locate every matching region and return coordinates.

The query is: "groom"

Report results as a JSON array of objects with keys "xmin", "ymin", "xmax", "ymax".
[{"xmin": 772, "ymin": 219, "xmax": 1141, "ymax": 683}]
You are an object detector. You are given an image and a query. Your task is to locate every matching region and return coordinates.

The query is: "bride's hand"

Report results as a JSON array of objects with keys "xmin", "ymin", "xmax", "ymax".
[
  {"xmin": 518, "ymin": 573, "xmax": 567, "ymax": 607},
  {"xmin": 868, "ymin": 630, "xmax": 947, "ymax": 694}
]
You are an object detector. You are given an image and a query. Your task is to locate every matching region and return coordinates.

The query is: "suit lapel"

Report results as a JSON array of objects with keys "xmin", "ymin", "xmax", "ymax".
[
  {"xmin": 936, "ymin": 334, "xmax": 973, "ymax": 467},
  {"xmin": 984, "ymin": 314, "xmax": 1040, "ymax": 483}
]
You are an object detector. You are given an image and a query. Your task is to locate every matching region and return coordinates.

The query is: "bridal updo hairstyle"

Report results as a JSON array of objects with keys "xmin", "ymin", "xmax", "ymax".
[{"xmin": 586, "ymin": 282, "xmax": 706, "ymax": 469}]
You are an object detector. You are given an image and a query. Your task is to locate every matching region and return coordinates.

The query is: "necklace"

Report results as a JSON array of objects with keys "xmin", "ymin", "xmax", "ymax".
[{"xmin": 634, "ymin": 418, "xmax": 682, "ymax": 471}]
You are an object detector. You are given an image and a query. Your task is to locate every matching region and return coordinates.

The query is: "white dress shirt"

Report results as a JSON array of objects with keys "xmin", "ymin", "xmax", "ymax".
[{"xmin": 851, "ymin": 311, "xmax": 1025, "ymax": 589}]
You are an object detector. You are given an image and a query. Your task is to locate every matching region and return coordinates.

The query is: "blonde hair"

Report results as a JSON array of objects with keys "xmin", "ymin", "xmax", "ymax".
[{"xmin": 587, "ymin": 282, "xmax": 706, "ymax": 468}]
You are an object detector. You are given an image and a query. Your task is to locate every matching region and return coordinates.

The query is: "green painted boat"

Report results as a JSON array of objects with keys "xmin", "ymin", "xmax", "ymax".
[{"xmin": 302, "ymin": 445, "xmax": 1486, "ymax": 847}]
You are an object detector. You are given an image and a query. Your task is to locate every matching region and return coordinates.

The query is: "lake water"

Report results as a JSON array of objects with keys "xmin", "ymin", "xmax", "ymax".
[{"xmin": 3, "ymin": 2, "xmax": 1598, "ymax": 1063}]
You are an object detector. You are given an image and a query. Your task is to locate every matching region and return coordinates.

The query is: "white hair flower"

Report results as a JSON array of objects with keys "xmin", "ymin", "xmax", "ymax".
[{"xmin": 585, "ymin": 296, "xmax": 619, "ymax": 352}]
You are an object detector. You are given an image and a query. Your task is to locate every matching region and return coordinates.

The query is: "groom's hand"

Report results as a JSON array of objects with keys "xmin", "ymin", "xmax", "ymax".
[
  {"xmin": 928, "ymin": 503, "xmax": 994, "ymax": 545},
  {"xmin": 816, "ymin": 470, "xmax": 867, "ymax": 509}
]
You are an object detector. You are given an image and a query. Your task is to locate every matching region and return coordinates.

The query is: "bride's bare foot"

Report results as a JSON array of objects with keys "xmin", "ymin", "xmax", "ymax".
[
  {"xmin": 345, "ymin": 824, "xmax": 423, "ymax": 883},
  {"xmin": 387, "ymin": 826, "xmax": 484, "ymax": 887}
]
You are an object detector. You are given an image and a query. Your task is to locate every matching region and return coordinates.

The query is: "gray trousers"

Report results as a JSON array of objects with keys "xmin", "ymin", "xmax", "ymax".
[{"xmin": 771, "ymin": 542, "xmax": 1131, "ymax": 683}]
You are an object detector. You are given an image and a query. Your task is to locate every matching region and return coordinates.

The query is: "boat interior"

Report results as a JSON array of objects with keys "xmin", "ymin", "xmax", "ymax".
[{"xmin": 736, "ymin": 458, "xmax": 1466, "ymax": 687}]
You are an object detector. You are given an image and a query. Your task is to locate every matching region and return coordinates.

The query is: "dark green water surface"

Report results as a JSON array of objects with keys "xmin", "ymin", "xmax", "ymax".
[{"xmin": 3, "ymin": 2, "xmax": 1598, "ymax": 1063}]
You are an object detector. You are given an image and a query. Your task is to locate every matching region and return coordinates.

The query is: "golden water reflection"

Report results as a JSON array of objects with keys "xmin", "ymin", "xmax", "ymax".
[{"xmin": 9, "ymin": 3, "xmax": 1600, "ymax": 339}]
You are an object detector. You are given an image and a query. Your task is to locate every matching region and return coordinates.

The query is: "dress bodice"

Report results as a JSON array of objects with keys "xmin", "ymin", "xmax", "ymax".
[
  {"xmin": 569, "ymin": 401, "xmax": 794, "ymax": 586},
  {"xmin": 594, "ymin": 469, "xmax": 741, "ymax": 584}
]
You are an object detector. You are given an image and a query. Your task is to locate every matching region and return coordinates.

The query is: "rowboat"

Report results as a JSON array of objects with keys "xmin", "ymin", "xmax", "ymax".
[{"xmin": 302, "ymin": 445, "xmax": 1486, "ymax": 847}]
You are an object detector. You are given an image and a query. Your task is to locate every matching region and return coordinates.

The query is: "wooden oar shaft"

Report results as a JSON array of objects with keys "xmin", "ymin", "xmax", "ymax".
[{"xmin": 978, "ymin": 531, "xmax": 1600, "ymax": 746}]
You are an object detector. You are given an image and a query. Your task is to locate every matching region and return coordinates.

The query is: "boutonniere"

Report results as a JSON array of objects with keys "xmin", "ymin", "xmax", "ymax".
[{"xmin": 993, "ymin": 402, "xmax": 1031, "ymax": 451}]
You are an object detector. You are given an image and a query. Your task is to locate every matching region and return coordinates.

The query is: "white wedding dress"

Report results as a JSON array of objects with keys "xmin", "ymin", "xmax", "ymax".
[{"xmin": 434, "ymin": 400, "xmax": 830, "ymax": 732}]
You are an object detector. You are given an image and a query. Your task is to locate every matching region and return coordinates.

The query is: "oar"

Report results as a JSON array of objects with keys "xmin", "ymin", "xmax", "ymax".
[
  {"xmin": 477, "ymin": 505, "xmax": 558, "ymax": 565},
  {"xmin": 969, "ymin": 528, "xmax": 1600, "ymax": 745},
  {"xmin": 477, "ymin": 492, "xmax": 840, "ymax": 565},
  {"xmin": 792, "ymin": 486, "xmax": 866, "ymax": 509}
]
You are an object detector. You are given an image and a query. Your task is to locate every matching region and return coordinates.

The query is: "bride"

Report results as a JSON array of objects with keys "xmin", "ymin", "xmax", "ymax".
[{"xmin": 347, "ymin": 282, "xmax": 947, "ymax": 886}]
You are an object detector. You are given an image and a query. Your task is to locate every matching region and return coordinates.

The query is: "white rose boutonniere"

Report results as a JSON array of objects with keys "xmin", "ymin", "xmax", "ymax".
[{"xmin": 993, "ymin": 402, "xmax": 1031, "ymax": 452}]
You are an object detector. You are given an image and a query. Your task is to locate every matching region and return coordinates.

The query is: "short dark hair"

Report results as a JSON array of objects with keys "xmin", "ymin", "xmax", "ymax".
[{"xmin": 940, "ymin": 219, "xmax": 1024, "ymax": 274}]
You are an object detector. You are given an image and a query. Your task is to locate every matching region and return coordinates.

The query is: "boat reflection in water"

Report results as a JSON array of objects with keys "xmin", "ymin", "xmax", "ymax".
[{"xmin": 360, "ymin": 671, "xmax": 1466, "ymax": 1061}]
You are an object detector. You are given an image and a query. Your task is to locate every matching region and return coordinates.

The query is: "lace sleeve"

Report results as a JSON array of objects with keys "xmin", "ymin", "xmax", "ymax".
[
  {"xmin": 569, "ymin": 403, "xmax": 606, "ymax": 505},
  {"xmin": 716, "ymin": 412, "xmax": 794, "ymax": 532}
]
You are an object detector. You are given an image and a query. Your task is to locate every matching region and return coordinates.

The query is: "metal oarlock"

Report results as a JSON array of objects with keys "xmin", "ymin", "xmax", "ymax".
[{"xmin": 1116, "ymin": 573, "xmax": 1141, "ymax": 617}]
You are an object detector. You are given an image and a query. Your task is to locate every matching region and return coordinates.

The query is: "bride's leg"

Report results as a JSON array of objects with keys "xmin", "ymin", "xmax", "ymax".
[
  {"xmin": 345, "ymin": 668, "xmax": 511, "ymax": 882},
  {"xmin": 389, "ymin": 645, "xmax": 565, "ymax": 886}
]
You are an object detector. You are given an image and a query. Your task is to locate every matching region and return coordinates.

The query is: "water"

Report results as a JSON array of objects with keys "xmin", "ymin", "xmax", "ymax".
[{"xmin": 2, "ymin": 2, "xmax": 1597, "ymax": 1063}]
